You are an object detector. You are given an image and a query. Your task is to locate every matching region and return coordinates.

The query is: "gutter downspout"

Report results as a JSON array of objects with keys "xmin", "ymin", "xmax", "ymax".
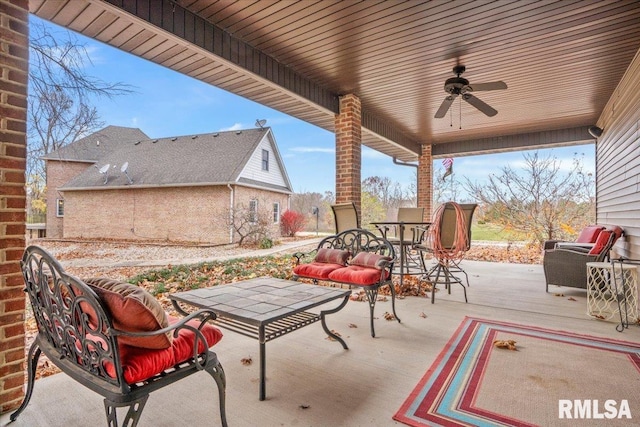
[
  {"xmin": 228, "ymin": 184, "xmax": 234, "ymax": 244},
  {"xmin": 393, "ymin": 157, "xmax": 419, "ymax": 202}
]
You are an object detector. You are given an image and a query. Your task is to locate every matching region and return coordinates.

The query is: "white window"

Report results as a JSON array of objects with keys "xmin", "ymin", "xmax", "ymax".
[
  {"xmin": 273, "ymin": 202, "xmax": 280, "ymax": 223},
  {"xmin": 262, "ymin": 149, "xmax": 269, "ymax": 171},
  {"xmin": 56, "ymin": 199, "xmax": 64, "ymax": 217},
  {"xmin": 249, "ymin": 199, "xmax": 258, "ymax": 223}
]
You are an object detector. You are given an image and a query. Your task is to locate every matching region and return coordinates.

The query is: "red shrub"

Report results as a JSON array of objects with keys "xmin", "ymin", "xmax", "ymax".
[{"xmin": 280, "ymin": 210, "xmax": 306, "ymax": 237}]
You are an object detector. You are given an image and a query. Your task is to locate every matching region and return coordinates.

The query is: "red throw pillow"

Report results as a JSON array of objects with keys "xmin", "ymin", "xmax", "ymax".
[
  {"xmin": 576, "ymin": 225, "xmax": 605, "ymax": 243},
  {"xmin": 349, "ymin": 252, "xmax": 392, "ymax": 270},
  {"xmin": 314, "ymin": 248, "xmax": 350, "ymax": 265},
  {"xmin": 588, "ymin": 230, "xmax": 612, "ymax": 255},
  {"xmin": 84, "ymin": 278, "xmax": 172, "ymax": 349}
]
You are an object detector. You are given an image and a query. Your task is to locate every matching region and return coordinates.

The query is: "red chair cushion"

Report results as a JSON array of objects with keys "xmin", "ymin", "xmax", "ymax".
[
  {"xmin": 576, "ymin": 225, "xmax": 605, "ymax": 243},
  {"xmin": 102, "ymin": 316, "xmax": 223, "ymax": 384},
  {"xmin": 293, "ymin": 262, "xmax": 345, "ymax": 280},
  {"xmin": 84, "ymin": 278, "xmax": 172, "ymax": 349},
  {"xmin": 328, "ymin": 265, "xmax": 388, "ymax": 286},
  {"xmin": 588, "ymin": 230, "xmax": 612, "ymax": 255},
  {"xmin": 314, "ymin": 248, "xmax": 350, "ymax": 265},
  {"xmin": 349, "ymin": 252, "xmax": 392, "ymax": 270}
]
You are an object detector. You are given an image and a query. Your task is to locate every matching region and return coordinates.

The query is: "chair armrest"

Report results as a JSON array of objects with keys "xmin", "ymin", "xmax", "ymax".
[
  {"xmin": 292, "ymin": 248, "xmax": 317, "ymax": 265},
  {"xmin": 113, "ymin": 309, "xmax": 218, "ymax": 370},
  {"xmin": 543, "ymin": 239, "xmax": 564, "ymax": 250}
]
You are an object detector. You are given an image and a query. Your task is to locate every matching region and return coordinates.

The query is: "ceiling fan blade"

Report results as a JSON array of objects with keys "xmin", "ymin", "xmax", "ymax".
[
  {"xmin": 434, "ymin": 95, "xmax": 457, "ymax": 118},
  {"xmin": 463, "ymin": 93, "xmax": 498, "ymax": 117},
  {"xmin": 467, "ymin": 81, "xmax": 507, "ymax": 91}
]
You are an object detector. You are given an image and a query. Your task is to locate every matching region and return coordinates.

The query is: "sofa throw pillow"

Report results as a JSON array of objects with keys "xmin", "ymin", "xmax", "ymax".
[
  {"xmin": 314, "ymin": 248, "xmax": 350, "ymax": 266},
  {"xmin": 349, "ymin": 252, "xmax": 392, "ymax": 270},
  {"xmin": 84, "ymin": 277, "xmax": 172, "ymax": 349},
  {"xmin": 588, "ymin": 230, "xmax": 612, "ymax": 255},
  {"xmin": 576, "ymin": 225, "xmax": 605, "ymax": 243}
]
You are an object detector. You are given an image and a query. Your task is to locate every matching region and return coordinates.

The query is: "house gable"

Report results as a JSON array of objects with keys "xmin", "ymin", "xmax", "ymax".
[{"xmin": 237, "ymin": 129, "xmax": 293, "ymax": 193}]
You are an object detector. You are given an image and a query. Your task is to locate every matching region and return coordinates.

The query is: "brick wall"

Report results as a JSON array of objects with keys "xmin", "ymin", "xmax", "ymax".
[
  {"xmin": 334, "ymin": 94, "xmax": 362, "ymax": 217},
  {"xmin": 0, "ymin": 0, "xmax": 28, "ymax": 413},
  {"xmin": 45, "ymin": 160, "xmax": 91, "ymax": 238},
  {"xmin": 62, "ymin": 185, "xmax": 288, "ymax": 244},
  {"xmin": 418, "ymin": 144, "xmax": 433, "ymax": 220}
]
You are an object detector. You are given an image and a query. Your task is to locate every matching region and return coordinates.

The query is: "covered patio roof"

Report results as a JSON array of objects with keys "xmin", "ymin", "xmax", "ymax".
[{"xmin": 29, "ymin": 0, "xmax": 640, "ymax": 161}]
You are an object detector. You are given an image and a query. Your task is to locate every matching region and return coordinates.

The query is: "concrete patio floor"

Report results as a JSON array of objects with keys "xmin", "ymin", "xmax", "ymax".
[{"xmin": 2, "ymin": 260, "xmax": 639, "ymax": 427}]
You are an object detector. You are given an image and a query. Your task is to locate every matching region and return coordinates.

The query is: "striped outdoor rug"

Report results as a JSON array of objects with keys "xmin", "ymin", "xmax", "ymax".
[{"xmin": 393, "ymin": 317, "xmax": 640, "ymax": 426}]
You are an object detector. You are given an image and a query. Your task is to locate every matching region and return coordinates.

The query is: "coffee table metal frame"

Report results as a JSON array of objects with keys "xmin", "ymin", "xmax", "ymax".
[{"xmin": 170, "ymin": 277, "xmax": 350, "ymax": 400}]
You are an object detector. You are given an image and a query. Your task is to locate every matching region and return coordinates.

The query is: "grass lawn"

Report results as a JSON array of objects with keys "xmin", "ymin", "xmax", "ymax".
[{"xmin": 471, "ymin": 222, "xmax": 528, "ymax": 241}]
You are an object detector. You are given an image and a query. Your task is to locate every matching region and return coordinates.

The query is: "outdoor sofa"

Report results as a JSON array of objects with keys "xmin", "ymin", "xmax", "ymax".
[{"xmin": 543, "ymin": 225, "xmax": 623, "ymax": 291}]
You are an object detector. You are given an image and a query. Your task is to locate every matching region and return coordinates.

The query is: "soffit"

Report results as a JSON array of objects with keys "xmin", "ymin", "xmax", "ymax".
[{"xmin": 30, "ymin": 0, "xmax": 640, "ymax": 162}]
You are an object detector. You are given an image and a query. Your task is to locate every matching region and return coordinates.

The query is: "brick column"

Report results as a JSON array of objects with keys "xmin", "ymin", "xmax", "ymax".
[
  {"xmin": 334, "ymin": 94, "xmax": 362, "ymax": 217},
  {"xmin": 418, "ymin": 144, "xmax": 433, "ymax": 220},
  {"xmin": 0, "ymin": 0, "xmax": 28, "ymax": 414}
]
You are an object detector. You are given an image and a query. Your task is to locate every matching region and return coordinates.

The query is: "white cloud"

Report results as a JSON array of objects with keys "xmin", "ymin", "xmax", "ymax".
[
  {"xmin": 219, "ymin": 123, "xmax": 243, "ymax": 131},
  {"xmin": 289, "ymin": 147, "xmax": 335, "ymax": 154}
]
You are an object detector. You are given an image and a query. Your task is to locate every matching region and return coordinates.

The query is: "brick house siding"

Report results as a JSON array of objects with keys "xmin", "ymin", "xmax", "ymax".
[
  {"xmin": 62, "ymin": 186, "xmax": 288, "ymax": 244},
  {"xmin": 0, "ymin": 0, "xmax": 28, "ymax": 413},
  {"xmin": 335, "ymin": 94, "xmax": 362, "ymax": 217},
  {"xmin": 45, "ymin": 161, "xmax": 92, "ymax": 238}
]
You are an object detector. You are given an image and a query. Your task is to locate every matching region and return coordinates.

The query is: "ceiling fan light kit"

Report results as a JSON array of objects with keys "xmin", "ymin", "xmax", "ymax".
[{"xmin": 435, "ymin": 65, "xmax": 507, "ymax": 119}]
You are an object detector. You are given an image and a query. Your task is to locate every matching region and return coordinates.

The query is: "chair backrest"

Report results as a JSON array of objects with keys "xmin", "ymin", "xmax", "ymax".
[
  {"xmin": 397, "ymin": 207, "xmax": 425, "ymax": 241},
  {"xmin": 331, "ymin": 202, "xmax": 360, "ymax": 233},
  {"xmin": 435, "ymin": 202, "xmax": 477, "ymax": 250}
]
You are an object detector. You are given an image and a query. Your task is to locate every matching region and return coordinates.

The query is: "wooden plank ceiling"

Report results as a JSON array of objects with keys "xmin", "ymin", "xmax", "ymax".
[{"xmin": 30, "ymin": 0, "xmax": 640, "ymax": 162}]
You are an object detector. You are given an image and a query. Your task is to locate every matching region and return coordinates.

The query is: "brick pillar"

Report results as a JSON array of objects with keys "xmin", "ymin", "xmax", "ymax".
[
  {"xmin": 418, "ymin": 144, "xmax": 433, "ymax": 220},
  {"xmin": 0, "ymin": 0, "xmax": 28, "ymax": 414},
  {"xmin": 334, "ymin": 94, "xmax": 362, "ymax": 217}
]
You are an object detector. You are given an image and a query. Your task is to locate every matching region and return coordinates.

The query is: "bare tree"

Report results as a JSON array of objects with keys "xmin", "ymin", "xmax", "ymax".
[
  {"xmin": 433, "ymin": 167, "xmax": 464, "ymax": 205},
  {"xmin": 464, "ymin": 151, "xmax": 595, "ymax": 245},
  {"xmin": 222, "ymin": 198, "xmax": 275, "ymax": 246},
  {"xmin": 27, "ymin": 20, "xmax": 132, "ymax": 196}
]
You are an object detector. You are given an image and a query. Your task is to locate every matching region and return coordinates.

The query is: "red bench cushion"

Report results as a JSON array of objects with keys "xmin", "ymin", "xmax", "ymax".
[
  {"xmin": 314, "ymin": 248, "xmax": 350, "ymax": 265},
  {"xmin": 328, "ymin": 265, "xmax": 388, "ymax": 286},
  {"xmin": 293, "ymin": 262, "xmax": 345, "ymax": 280},
  {"xmin": 576, "ymin": 226, "xmax": 605, "ymax": 243},
  {"xmin": 101, "ymin": 316, "xmax": 223, "ymax": 384},
  {"xmin": 349, "ymin": 252, "xmax": 392, "ymax": 270},
  {"xmin": 84, "ymin": 278, "xmax": 172, "ymax": 349}
]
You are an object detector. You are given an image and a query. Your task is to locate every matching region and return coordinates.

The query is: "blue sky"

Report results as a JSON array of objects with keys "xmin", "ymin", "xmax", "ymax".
[{"xmin": 39, "ymin": 16, "xmax": 595, "ymax": 196}]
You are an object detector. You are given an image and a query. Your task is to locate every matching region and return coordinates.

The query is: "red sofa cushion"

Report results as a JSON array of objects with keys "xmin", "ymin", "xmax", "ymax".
[
  {"xmin": 314, "ymin": 248, "xmax": 350, "ymax": 265},
  {"xmin": 100, "ymin": 316, "xmax": 223, "ymax": 384},
  {"xmin": 328, "ymin": 265, "xmax": 388, "ymax": 286},
  {"xmin": 85, "ymin": 277, "xmax": 172, "ymax": 349},
  {"xmin": 589, "ymin": 230, "xmax": 612, "ymax": 255},
  {"xmin": 293, "ymin": 262, "xmax": 345, "ymax": 280},
  {"xmin": 349, "ymin": 252, "xmax": 392, "ymax": 270},
  {"xmin": 576, "ymin": 225, "xmax": 605, "ymax": 243}
]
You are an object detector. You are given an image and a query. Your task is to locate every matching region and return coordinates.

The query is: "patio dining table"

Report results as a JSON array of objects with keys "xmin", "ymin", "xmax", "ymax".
[{"xmin": 371, "ymin": 221, "xmax": 431, "ymax": 289}]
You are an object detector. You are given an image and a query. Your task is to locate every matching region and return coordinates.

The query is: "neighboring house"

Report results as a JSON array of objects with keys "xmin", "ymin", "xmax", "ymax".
[{"xmin": 44, "ymin": 125, "xmax": 293, "ymax": 244}]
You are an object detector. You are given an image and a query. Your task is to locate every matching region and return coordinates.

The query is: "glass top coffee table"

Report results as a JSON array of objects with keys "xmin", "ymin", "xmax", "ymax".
[{"xmin": 170, "ymin": 277, "xmax": 351, "ymax": 400}]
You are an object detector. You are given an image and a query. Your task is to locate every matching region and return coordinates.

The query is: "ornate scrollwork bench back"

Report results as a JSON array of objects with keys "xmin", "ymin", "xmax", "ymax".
[{"xmin": 11, "ymin": 245, "xmax": 228, "ymax": 427}]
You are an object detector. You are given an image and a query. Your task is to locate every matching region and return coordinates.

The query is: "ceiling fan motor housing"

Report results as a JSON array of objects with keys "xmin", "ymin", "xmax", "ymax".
[{"xmin": 444, "ymin": 76, "xmax": 470, "ymax": 95}]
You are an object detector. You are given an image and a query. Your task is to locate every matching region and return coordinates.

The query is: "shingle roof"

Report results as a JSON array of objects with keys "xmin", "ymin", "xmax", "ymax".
[
  {"xmin": 43, "ymin": 126, "xmax": 149, "ymax": 162},
  {"xmin": 60, "ymin": 128, "xmax": 291, "ymax": 191}
]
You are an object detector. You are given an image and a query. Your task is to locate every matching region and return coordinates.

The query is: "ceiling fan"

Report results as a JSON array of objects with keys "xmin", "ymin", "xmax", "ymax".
[{"xmin": 434, "ymin": 65, "xmax": 507, "ymax": 119}]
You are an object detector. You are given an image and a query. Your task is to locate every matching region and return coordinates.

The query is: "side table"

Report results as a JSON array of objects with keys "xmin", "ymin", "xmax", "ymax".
[{"xmin": 586, "ymin": 262, "xmax": 638, "ymax": 330}]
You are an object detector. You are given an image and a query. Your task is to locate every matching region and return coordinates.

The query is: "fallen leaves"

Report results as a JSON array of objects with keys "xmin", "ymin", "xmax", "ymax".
[
  {"xmin": 348, "ymin": 323, "xmax": 358, "ymax": 328},
  {"xmin": 419, "ymin": 311, "xmax": 428, "ymax": 318},
  {"xmin": 241, "ymin": 356, "xmax": 253, "ymax": 365},
  {"xmin": 325, "ymin": 330, "xmax": 342, "ymax": 341},
  {"xmin": 493, "ymin": 339, "xmax": 518, "ymax": 351},
  {"xmin": 383, "ymin": 311, "xmax": 395, "ymax": 321}
]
